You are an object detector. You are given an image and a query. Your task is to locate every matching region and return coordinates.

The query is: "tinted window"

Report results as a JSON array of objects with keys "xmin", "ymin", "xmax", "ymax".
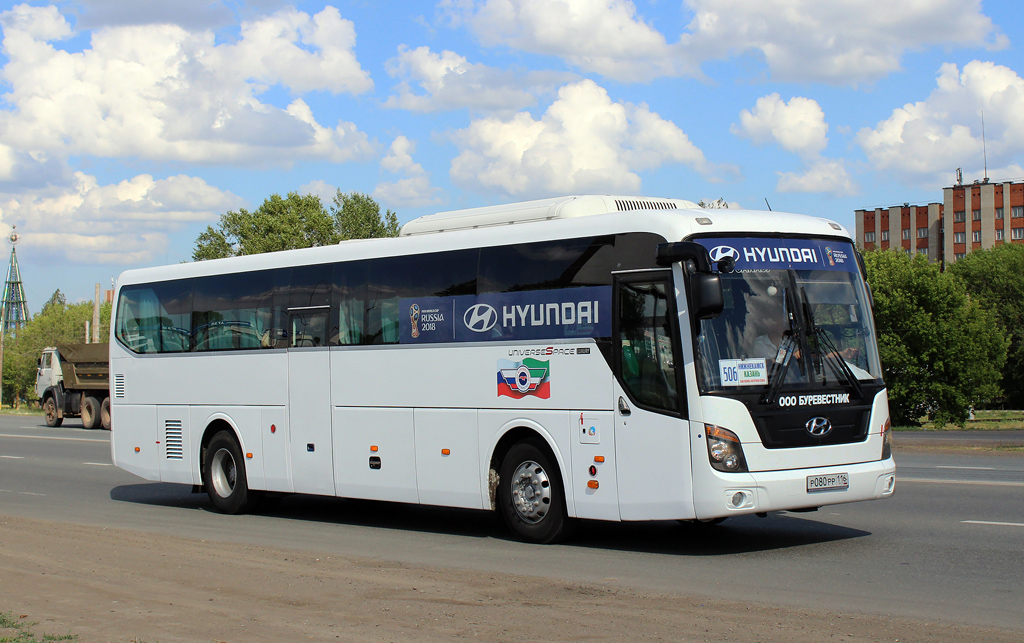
[
  {"xmin": 479, "ymin": 238, "xmax": 613, "ymax": 293},
  {"xmin": 364, "ymin": 250, "xmax": 477, "ymax": 344},
  {"xmin": 115, "ymin": 281, "xmax": 194, "ymax": 353},
  {"xmin": 192, "ymin": 270, "xmax": 274, "ymax": 351},
  {"xmin": 617, "ymin": 277, "xmax": 681, "ymax": 413},
  {"xmin": 286, "ymin": 264, "xmax": 333, "ymax": 348}
]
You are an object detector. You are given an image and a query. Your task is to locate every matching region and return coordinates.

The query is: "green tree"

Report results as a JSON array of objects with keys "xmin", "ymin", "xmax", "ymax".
[
  {"xmin": 193, "ymin": 191, "xmax": 400, "ymax": 261},
  {"xmin": 864, "ymin": 249, "xmax": 1008, "ymax": 427},
  {"xmin": 948, "ymin": 243, "xmax": 1024, "ymax": 408},
  {"xmin": 2, "ymin": 290, "xmax": 112, "ymax": 406},
  {"xmin": 331, "ymin": 191, "xmax": 400, "ymax": 240},
  {"xmin": 192, "ymin": 192, "xmax": 337, "ymax": 260}
]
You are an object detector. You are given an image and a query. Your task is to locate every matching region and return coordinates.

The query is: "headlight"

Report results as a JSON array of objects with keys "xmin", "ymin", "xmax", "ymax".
[
  {"xmin": 881, "ymin": 417, "xmax": 892, "ymax": 460},
  {"xmin": 705, "ymin": 424, "xmax": 747, "ymax": 473}
]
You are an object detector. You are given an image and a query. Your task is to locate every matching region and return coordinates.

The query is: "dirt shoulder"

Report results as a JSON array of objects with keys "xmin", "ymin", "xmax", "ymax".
[{"xmin": 1, "ymin": 515, "xmax": 1019, "ymax": 643}]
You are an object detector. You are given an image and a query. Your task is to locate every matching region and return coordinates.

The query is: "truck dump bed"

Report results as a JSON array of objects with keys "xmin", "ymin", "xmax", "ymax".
[{"xmin": 55, "ymin": 343, "xmax": 109, "ymax": 390}]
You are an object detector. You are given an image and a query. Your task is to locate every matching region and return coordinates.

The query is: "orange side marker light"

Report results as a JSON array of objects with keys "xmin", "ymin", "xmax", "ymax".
[{"xmin": 587, "ymin": 480, "xmax": 599, "ymax": 489}]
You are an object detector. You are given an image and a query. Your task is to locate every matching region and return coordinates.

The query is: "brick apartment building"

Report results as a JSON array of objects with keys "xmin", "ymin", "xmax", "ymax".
[{"xmin": 855, "ymin": 179, "xmax": 1024, "ymax": 264}]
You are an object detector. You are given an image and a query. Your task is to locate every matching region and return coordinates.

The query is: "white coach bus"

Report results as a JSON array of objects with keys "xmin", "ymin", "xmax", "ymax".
[{"xmin": 110, "ymin": 195, "xmax": 895, "ymax": 543}]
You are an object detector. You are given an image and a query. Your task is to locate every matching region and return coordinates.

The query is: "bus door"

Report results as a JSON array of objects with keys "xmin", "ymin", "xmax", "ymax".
[
  {"xmin": 284, "ymin": 263, "xmax": 336, "ymax": 497},
  {"xmin": 612, "ymin": 271, "xmax": 694, "ymax": 520}
]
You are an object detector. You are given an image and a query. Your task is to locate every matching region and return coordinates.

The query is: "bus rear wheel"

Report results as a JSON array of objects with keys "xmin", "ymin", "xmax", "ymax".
[
  {"xmin": 203, "ymin": 430, "xmax": 260, "ymax": 514},
  {"xmin": 498, "ymin": 440, "xmax": 572, "ymax": 544},
  {"xmin": 43, "ymin": 397, "xmax": 62, "ymax": 427},
  {"xmin": 81, "ymin": 395, "xmax": 101, "ymax": 430}
]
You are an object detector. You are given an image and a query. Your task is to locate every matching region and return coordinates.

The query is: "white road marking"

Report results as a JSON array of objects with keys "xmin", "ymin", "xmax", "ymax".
[
  {"xmin": 83, "ymin": 462, "xmax": 112, "ymax": 466},
  {"xmin": 936, "ymin": 465, "xmax": 995, "ymax": 470},
  {"xmin": 962, "ymin": 520, "xmax": 1024, "ymax": 528},
  {"xmin": 1, "ymin": 489, "xmax": 46, "ymax": 496},
  {"xmin": 898, "ymin": 477, "xmax": 1024, "ymax": 487},
  {"xmin": 0, "ymin": 455, "xmax": 25, "ymax": 459},
  {"xmin": 0, "ymin": 433, "xmax": 107, "ymax": 443}
]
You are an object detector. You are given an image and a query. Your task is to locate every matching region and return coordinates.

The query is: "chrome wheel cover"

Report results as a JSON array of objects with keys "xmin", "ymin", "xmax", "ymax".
[
  {"xmin": 510, "ymin": 460, "xmax": 551, "ymax": 523},
  {"xmin": 211, "ymin": 448, "xmax": 237, "ymax": 498}
]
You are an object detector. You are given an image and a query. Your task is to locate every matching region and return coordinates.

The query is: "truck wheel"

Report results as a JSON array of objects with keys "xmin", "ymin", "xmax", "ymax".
[
  {"xmin": 497, "ymin": 440, "xmax": 573, "ymax": 544},
  {"xmin": 100, "ymin": 397, "xmax": 111, "ymax": 431},
  {"xmin": 81, "ymin": 395, "xmax": 101, "ymax": 430},
  {"xmin": 203, "ymin": 430, "xmax": 260, "ymax": 514},
  {"xmin": 43, "ymin": 397, "xmax": 63, "ymax": 427}
]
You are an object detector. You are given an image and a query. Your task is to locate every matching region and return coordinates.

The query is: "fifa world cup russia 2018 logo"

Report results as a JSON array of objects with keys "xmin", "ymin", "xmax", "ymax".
[
  {"xmin": 825, "ymin": 247, "xmax": 836, "ymax": 266},
  {"xmin": 410, "ymin": 303, "xmax": 420, "ymax": 338}
]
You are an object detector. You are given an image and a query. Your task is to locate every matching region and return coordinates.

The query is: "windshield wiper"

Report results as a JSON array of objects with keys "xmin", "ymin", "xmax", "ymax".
[
  {"xmin": 760, "ymin": 330, "xmax": 797, "ymax": 405},
  {"xmin": 800, "ymin": 287, "xmax": 864, "ymax": 399}
]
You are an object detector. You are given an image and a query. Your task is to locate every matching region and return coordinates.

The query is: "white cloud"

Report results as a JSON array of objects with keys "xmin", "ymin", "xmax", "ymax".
[
  {"xmin": 441, "ymin": 0, "xmax": 695, "ymax": 82},
  {"xmin": 384, "ymin": 44, "xmax": 574, "ymax": 113},
  {"xmin": 733, "ymin": 94, "xmax": 827, "ymax": 159},
  {"xmin": 682, "ymin": 0, "xmax": 1006, "ymax": 85},
  {"xmin": 777, "ymin": 159, "xmax": 857, "ymax": 197},
  {"xmin": 444, "ymin": 0, "xmax": 1005, "ymax": 85},
  {"xmin": 733, "ymin": 93, "xmax": 857, "ymax": 195},
  {"xmin": 0, "ymin": 4, "xmax": 375, "ymax": 166},
  {"xmin": 299, "ymin": 179, "xmax": 338, "ymax": 206},
  {"xmin": 857, "ymin": 61, "xmax": 1024, "ymax": 185},
  {"xmin": 0, "ymin": 172, "xmax": 243, "ymax": 263},
  {"xmin": 449, "ymin": 79, "xmax": 727, "ymax": 196},
  {"xmin": 69, "ymin": 0, "xmax": 235, "ymax": 30},
  {"xmin": 374, "ymin": 136, "xmax": 444, "ymax": 208}
]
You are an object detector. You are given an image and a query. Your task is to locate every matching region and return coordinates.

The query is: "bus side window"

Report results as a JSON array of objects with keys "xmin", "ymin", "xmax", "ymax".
[{"xmin": 615, "ymin": 277, "xmax": 681, "ymax": 413}]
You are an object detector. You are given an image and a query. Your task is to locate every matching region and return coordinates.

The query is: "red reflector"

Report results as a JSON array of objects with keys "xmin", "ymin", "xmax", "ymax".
[{"xmin": 270, "ymin": 424, "xmax": 276, "ymax": 434}]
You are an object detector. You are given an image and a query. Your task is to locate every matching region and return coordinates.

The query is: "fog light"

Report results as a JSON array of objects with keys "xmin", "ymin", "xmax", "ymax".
[{"xmin": 731, "ymin": 492, "xmax": 745, "ymax": 507}]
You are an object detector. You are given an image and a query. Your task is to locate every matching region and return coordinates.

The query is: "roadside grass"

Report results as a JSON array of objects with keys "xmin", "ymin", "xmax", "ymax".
[
  {"xmin": 0, "ymin": 612, "xmax": 76, "ymax": 642},
  {"xmin": 893, "ymin": 409, "xmax": 1024, "ymax": 431}
]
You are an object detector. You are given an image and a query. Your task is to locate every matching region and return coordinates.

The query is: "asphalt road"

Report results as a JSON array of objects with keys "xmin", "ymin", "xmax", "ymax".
[{"xmin": 1, "ymin": 415, "xmax": 1022, "ymax": 631}]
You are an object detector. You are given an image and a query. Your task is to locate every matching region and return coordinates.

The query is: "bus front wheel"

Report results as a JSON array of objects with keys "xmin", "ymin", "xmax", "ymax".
[
  {"xmin": 498, "ymin": 440, "xmax": 572, "ymax": 544},
  {"xmin": 203, "ymin": 431, "xmax": 259, "ymax": 514}
]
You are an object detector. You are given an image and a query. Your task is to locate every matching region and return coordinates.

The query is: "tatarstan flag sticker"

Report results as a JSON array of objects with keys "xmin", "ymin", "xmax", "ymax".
[{"xmin": 497, "ymin": 358, "xmax": 550, "ymax": 399}]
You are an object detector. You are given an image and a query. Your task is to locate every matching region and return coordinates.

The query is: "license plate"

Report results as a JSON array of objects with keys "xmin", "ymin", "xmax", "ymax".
[{"xmin": 806, "ymin": 472, "xmax": 849, "ymax": 493}]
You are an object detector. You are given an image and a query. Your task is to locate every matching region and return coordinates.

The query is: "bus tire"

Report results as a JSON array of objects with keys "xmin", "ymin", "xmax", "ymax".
[
  {"xmin": 100, "ymin": 397, "xmax": 111, "ymax": 431},
  {"xmin": 81, "ymin": 395, "xmax": 101, "ymax": 430},
  {"xmin": 43, "ymin": 397, "xmax": 62, "ymax": 427},
  {"xmin": 498, "ymin": 440, "xmax": 572, "ymax": 544},
  {"xmin": 203, "ymin": 430, "xmax": 259, "ymax": 514}
]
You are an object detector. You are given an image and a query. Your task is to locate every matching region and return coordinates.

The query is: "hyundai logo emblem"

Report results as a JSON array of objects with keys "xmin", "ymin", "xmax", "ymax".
[
  {"xmin": 709, "ymin": 245, "xmax": 740, "ymax": 263},
  {"xmin": 463, "ymin": 304, "xmax": 498, "ymax": 332},
  {"xmin": 805, "ymin": 416, "xmax": 832, "ymax": 437}
]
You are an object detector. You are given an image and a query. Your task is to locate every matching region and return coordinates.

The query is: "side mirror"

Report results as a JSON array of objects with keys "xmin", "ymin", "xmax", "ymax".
[
  {"xmin": 656, "ymin": 241, "xmax": 726, "ymax": 319},
  {"xmin": 693, "ymin": 273, "xmax": 724, "ymax": 319}
]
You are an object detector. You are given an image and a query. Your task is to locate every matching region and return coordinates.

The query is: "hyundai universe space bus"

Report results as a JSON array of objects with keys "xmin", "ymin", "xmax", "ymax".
[{"xmin": 110, "ymin": 195, "xmax": 895, "ymax": 543}]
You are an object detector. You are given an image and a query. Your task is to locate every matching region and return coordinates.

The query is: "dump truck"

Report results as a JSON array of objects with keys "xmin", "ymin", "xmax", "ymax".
[{"xmin": 36, "ymin": 343, "xmax": 110, "ymax": 430}]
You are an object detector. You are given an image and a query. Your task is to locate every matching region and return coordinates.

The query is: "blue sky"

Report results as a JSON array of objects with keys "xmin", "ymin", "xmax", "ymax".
[{"xmin": 0, "ymin": 0, "xmax": 1020, "ymax": 313}]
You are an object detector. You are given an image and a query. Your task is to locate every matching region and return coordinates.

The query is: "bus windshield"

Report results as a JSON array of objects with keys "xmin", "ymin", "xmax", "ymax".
[{"xmin": 694, "ymin": 238, "xmax": 883, "ymax": 395}]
